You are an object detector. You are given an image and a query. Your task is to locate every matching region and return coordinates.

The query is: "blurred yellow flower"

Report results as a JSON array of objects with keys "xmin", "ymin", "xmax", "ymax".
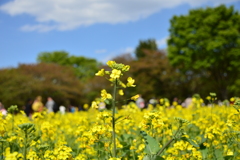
[
  {"xmin": 230, "ymin": 97, "xmax": 235, "ymax": 102},
  {"xmin": 118, "ymin": 89, "xmax": 124, "ymax": 96},
  {"xmin": 110, "ymin": 69, "xmax": 121, "ymax": 79},
  {"xmin": 127, "ymin": 77, "xmax": 136, "ymax": 87},
  {"xmin": 122, "ymin": 65, "xmax": 130, "ymax": 71},
  {"xmin": 95, "ymin": 69, "xmax": 105, "ymax": 76},
  {"xmin": 83, "ymin": 104, "xmax": 89, "ymax": 109},
  {"xmin": 206, "ymin": 96, "xmax": 211, "ymax": 100},
  {"xmin": 91, "ymin": 101, "xmax": 98, "ymax": 109},
  {"xmin": 101, "ymin": 89, "xmax": 112, "ymax": 101},
  {"xmin": 227, "ymin": 150, "xmax": 233, "ymax": 155},
  {"xmin": 107, "ymin": 61, "xmax": 116, "ymax": 67},
  {"xmin": 109, "ymin": 157, "xmax": 121, "ymax": 160},
  {"xmin": 131, "ymin": 94, "xmax": 140, "ymax": 101}
]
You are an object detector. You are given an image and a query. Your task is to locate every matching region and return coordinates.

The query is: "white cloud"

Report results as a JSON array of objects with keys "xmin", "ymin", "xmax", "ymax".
[
  {"xmin": 99, "ymin": 46, "xmax": 134, "ymax": 63},
  {"xmin": 95, "ymin": 49, "xmax": 107, "ymax": 54},
  {"xmin": 0, "ymin": 0, "xmax": 238, "ymax": 32},
  {"xmin": 157, "ymin": 36, "xmax": 169, "ymax": 49},
  {"xmin": 20, "ymin": 24, "xmax": 58, "ymax": 32},
  {"xmin": 124, "ymin": 47, "xmax": 134, "ymax": 53}
]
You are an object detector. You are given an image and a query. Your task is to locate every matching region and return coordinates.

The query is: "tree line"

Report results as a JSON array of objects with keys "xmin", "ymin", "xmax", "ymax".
[{"xmin": 0, "ymin": 4, "xmax": 239, "ymax": 109}]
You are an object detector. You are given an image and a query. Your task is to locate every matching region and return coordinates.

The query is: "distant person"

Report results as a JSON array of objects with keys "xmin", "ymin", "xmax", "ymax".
[
  {"xmin": 32, "ymin": 96, "xmax": 44, "ymax": 113},
  {"xmin": 59, "ymin": 105, "xmax": 66, "ymax": 114},
  {"xmin": 0, "ymin": 102, "xmax": 7, "ymax": 116},
  {"xmin": 69, "ymin": 105, "xmax": 76, "ymax": 113},
  {"xmin": 182, "ymin": 96, "xmax": 192, "ymax": 108},
  {"xmin": 98, "ymin": 102, "xmax": 106, "ymax": 111},
  {"xmin": 136, "ymin": 95, "xmax": 145, "ymax": 109},
  {"xmin": 78, "ymin": 105, "xmax": 84, "ymax": 111},
  {"xmin": 24, "ymin": 98, "xmax": 33, "ymax": 117},
  {"xmin": 45, "ymin": 97, "xmax": 55, "ymax": 113},
  {"xmin": 149, "ymin": 98, "xmax": 157, "ymax": 108}
]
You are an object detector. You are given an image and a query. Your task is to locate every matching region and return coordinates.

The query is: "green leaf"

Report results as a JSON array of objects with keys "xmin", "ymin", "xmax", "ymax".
[
  {"xmin": 200, "ymin": 148, "xmax": 208, "ymax": 159},
  {"xmin": 224, "ymin": 156, "xmax": 234, "ymax": 160},
  {"xmin": 181, "ymin": 137, "xmax": 199, "ymax": 147},
  {"xmin": 105, "ymin": 99, "xmax": 111, "ymax": 105},
  {"xmin": 214, "ymin": 148, "xmax": 224, "ymax": 160},
  {"xmin": 140, "ymin": 131, "xmax": 160, "ymax": 154},
  {"xmin": 121, "ymin": 133, "xmax": 133, "ymax": 142}
]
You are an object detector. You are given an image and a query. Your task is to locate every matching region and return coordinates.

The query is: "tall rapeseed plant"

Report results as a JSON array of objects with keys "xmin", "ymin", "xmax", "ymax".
[{"xmin": 93, "ymin": 61, "xmax": 137, "ymax": 158}]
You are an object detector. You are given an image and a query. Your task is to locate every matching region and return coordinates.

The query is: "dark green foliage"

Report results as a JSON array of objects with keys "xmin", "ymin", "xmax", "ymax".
[
  {"xmin": 168, "ymin": 5, "xmax": 240, "ymax": 99},
  {"xmin": 37, "ymin": 51, "xmax": 100, "ymax": 80},
  {"xmin": 135, "ymin": 39, "xmax": 158, "ymax": 59}
]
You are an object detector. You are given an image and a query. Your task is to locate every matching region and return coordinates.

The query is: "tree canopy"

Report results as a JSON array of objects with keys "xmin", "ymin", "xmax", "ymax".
[
  {"xmin": 0, "ymin": 63, "xmax": 84, "ymax": 108},
  {"xmin": 167, "ymin": 5, "xmax": 240, "ymax": 99},
  {"xmin": 37, "ymin": 51, "xmax": 100, "ymax": 80},
  {"xmin": 135, "ymin": 39, "xmax": 158, "ymax": 59}
]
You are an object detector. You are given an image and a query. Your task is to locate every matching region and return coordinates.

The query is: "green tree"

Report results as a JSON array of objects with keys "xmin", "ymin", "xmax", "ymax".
[
  {"xmin": 168, "ymin": 5, "xmax": 240, "ymax": 99},
  {"xmin": 37, "ymin": 51, "xmax": 70, "ymax": 65},
  {"xmin": 131, "ymin": 50, "xmax": 185, "ymax": 101},
  {"xmin": 135, "ymin": 39, "xmax": 158, "ymax": 59},
  {"xmin": 37, "ymin": 51, "xmax": 100, "ymax": 80},
  {"xmin": 0, "ymin": 63, "xmax": 84, "ymax": 109}
]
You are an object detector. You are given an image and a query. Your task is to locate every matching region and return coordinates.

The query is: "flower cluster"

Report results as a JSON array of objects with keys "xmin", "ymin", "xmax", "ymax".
[
  {"xmin": 92, "ymin": 61, "xmax": 137, "ymax": 109},
  {"xmin": 0, "ymin": 102, "xmax": 239, "ymax": 159}
]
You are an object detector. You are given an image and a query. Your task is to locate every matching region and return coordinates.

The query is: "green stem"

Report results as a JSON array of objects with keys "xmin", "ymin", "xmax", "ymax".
[
  {"xmin": 112, "ymin": 79, "xmax": 117, "ymax": 157},
  {"xmin": 1, "ymin": 142, "xmax": 3, "ymax": 160},
  {"xmin": 12, "ymin": 114, "xmax": 14, "ymax": 132},
  {"xmin": 131, "ymin": 140, "xmax": 136, "ymax": 160},
  {"xmin": 24, "ymin": 130, "xmax": 27, "ymax": 160},
  {"xmin": 157, "ymin": 138, "xmax": 175, "ymax": 156},
  {"xmin": 157, "ymin": 123, "xmax": 182, "ymax": 156}
]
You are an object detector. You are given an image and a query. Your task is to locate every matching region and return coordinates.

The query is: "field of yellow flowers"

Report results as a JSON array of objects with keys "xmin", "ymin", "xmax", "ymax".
[
  {"xmin": 0, "ymin": 99, "xmax": 240, "ymax": 160},
  {"xmin": 1, "ymin": 61, "xmax": 240, "ymax": 160}
]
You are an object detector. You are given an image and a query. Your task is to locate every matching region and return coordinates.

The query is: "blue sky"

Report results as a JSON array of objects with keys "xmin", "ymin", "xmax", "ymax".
[{"xmin": 0, "ymin": 0, "xmax": 239, "ymax": 68}]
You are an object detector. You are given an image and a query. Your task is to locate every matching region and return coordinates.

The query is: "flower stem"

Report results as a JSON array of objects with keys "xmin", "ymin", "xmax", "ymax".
[
  {"xmin": 12, "ymin": 114, "xmax": 14, "ymax": 132},
  {"xmin": 157, "ymin": 123, "xmax": 182, "ymax": 156},
  {"xmin": 112, "ymin": 79, "xmax": 117, "ymax": 157},
  {"xmin": 24, "ymin": 130, "xmax": 27, "ymax": 160},
  {"xmin": 1, "ymin": 142, "xmax": 3, "ymax": 160}
]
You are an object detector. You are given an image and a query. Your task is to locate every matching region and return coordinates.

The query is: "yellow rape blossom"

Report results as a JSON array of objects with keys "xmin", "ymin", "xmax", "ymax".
[
  {"xmin": 122, "ymin": 65, "xmax": 130, "ymax": 71},
  {"xmin": 91, "ymin": 101, "xmax": 98, "ymax": 109},
  {"xmin": 206, "ymin": 96, "xmax": 211, "ymax": 101},
  {"xmin": 227, "ymin": 150, "xmax": 234, "ymax": 155},
  {"xmin": 230, "ymin": 97, "xmax": 235, "ymax": 102},
  {"xmin": 127, "ymin": 77, "xmax": 136, "ymax": 87},
  {"xmin": 109, "ymin": 157, "xmax": 121, "ymax": 160},
  {"xmin": 131, "ymin": 94, "xmax": 140, "ymax": 101},
  {"xmin": 107, "ymin": 60, "xmax": 116, "ymax": 67},
  {"xmin": 83, "ymin": 103, "xmax": 89, "ymax": 109},
  {"xmin": 101, "ymin": 89, "xmax": 112, "ymax": 101},
  {"xmin": 95, "ymin": 69, "xmax": 105, "ymax": 76},
  {"xmin": 110, "ymin": 69, "xmax": 121, "ymax": 79},
  {"xmin": 118, "ymin": 89, "xmax": 124, "ymax": 96}
]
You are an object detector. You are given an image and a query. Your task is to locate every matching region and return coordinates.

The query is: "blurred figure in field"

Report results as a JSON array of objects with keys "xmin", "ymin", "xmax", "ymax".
[
  {"xmin": 69, "ymin": 105, "xmax": 76, "ymax": 113},
  {"xmin": 32, "ymin": 96, "xmax": 44, "ymax": 113},
  {"xmin": 45, "ymin": 97, "xmax": 55, "ymax": 113},
  {"xmin": 136, "ymin": 95, "xmax": 145, "ymax": 109},
  {"xmin": 0, "ymin": 102, "xmax": 7, "ymax": 116},
  {"xmin": 181, "ymin": 96, "xmax": 192, "ymax": 108},
  {"xmin": 149, "ymin": 98, "xmax": 158, "ymax": 108},
  {"xmin": 98, "ymin": 102, "xmax": 106, "ymax": 111},
  {"xmin": 59, "ymin": 105, "xmax": 66, "ymax": 114},
  {"xmin": 24, "ymin": 98, "xmax": 33, "ymax": 117}
]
